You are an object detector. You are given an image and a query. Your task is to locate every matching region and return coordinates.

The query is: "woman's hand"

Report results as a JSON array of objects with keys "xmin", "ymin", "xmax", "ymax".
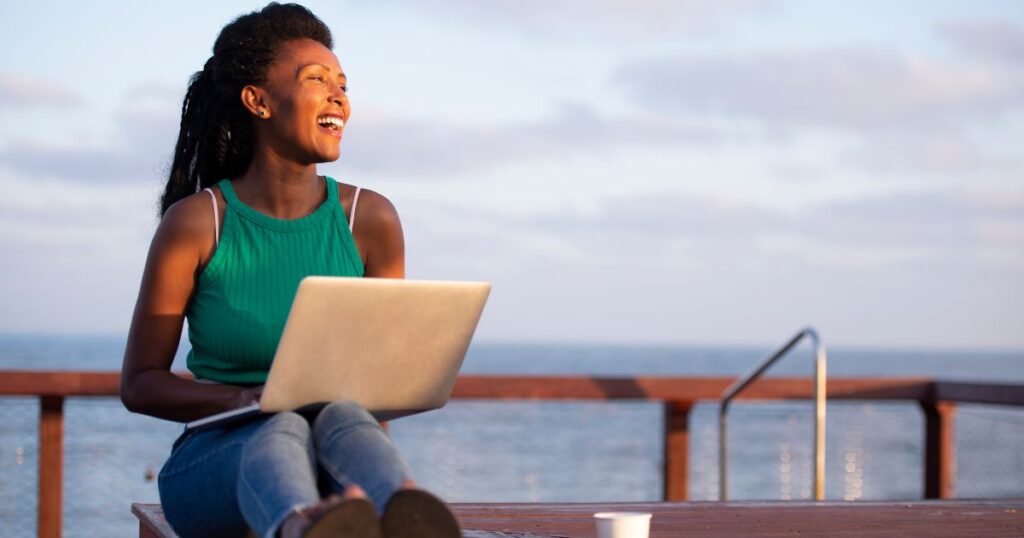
[{"xmin": 235, "ymin": 385, "xmax": 265, "ymax": 408}]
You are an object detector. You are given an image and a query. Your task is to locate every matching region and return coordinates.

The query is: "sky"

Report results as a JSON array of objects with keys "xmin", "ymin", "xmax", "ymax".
[{"xmin": 0, "ymin": 0, "xmax": 1022, "ymax": 350}]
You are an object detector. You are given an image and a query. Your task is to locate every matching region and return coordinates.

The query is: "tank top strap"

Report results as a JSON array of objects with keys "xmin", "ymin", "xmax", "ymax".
[
  {"xmin": 324, "ymin": 174, "xmax": 339, "ymax": 201},
  {"xmin": 349, "ymin": 187, "xmax": 361, "ymax": 233},
  {"xmin": 215, "ymin": 178, "xmax": 239, "ymax": 206},
  {"xmin": 203, "ymin": 188, "xmax": 220, "ymax": 247}
]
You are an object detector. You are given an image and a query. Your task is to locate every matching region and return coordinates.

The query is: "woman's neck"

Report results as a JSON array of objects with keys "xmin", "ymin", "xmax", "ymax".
[{"xmin": 233, "ymin": 151, "xmax": 325, "ymax": 219}]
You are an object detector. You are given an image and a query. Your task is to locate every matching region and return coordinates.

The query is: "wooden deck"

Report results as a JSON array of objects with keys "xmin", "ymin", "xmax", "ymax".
[
  {"xmin": 454, "ymin": 500, "xmax": 1024, "ymax": 537},
  {"xmin": 134, "ymin": 500, "xmax": 1024, "ymax": 537}
]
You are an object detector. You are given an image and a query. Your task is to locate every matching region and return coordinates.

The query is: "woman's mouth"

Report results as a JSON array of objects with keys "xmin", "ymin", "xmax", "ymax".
[{"xmin": 316, "ymin": 115, "xmax": 344, "ymax": 138}]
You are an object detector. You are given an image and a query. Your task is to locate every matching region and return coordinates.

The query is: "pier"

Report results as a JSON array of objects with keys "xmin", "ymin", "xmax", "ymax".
[
  {"xmin": 131, "ymin": 499, "xmax": 1024, "ymax": 537},
  {"xmin": 2, "ymin": 372, "xmax": 1023, "ymax": 536}
]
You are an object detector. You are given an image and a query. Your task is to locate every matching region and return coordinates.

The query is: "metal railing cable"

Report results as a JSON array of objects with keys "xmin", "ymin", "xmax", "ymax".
[{"xmin": 719, "ymin": 327, "xmax": 827, "ymax": 500}]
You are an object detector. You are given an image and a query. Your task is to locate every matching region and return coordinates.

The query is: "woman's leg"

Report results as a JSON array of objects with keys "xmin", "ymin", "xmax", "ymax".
[
  {"xmin": 158, "ymin": 412, "xmax": 324, "ymax": 538},
  {"xmin": 236, "ymin": 412, "xmax": 322, "ymax": 538},
  {"xmin": 159, "ymin": 425, "xmax": 252, "ymax": 537},
  {"xmin": 312, "ymin": 401, "xmax": 413, "ymax": 512}
]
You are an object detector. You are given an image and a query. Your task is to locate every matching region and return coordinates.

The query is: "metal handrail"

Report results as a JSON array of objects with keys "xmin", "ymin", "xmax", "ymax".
[{"xmin": 718, "ymin": 327, "xmax": 827, "ymax": 500}]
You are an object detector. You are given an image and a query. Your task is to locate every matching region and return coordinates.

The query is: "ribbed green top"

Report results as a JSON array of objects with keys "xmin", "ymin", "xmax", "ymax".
[{"xmin": 185, "ymin": 176, "xmax": 365, "ymax": 384}]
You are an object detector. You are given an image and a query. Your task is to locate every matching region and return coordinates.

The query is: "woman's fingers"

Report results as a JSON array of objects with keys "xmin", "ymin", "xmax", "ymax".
[
  {"xmin": 235, "ymin": 385, "xmax": 264, "ymax": 407},
  {"xmin": 344, "ymin": 484, "xmax": 368, "ymax": 499}
]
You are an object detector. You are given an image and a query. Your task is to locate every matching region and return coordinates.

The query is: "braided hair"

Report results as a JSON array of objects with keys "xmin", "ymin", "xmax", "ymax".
[{"xmin": 160, "ymin": 3, "xmax": 333, "ymax": 215}]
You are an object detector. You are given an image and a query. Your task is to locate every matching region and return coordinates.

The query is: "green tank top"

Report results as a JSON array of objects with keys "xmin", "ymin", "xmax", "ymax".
[{"xmin": 185, "ymin": 176, "xmax": 365, "ymax": 384}]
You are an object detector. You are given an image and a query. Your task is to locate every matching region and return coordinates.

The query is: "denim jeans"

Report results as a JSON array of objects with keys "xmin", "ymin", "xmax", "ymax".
[{"xmin": 158, "ymin": 401, "xmax": 412, "ymax": 538}]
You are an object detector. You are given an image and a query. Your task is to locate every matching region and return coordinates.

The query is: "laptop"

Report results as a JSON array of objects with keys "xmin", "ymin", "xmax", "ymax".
[{"xmin": 185, "ymin": 277, "xmax": 490, "ymax": 431}]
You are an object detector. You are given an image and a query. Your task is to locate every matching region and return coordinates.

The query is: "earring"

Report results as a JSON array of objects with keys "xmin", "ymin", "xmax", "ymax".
[{"xmin": 257, "ymin": 110, "xmax": 266, "ymax": 117}]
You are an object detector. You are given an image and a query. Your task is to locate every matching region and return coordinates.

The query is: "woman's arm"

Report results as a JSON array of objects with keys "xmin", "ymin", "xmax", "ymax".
[
  {"xmin": 121, "ymin": 193, "xmax": 257, "ymax": 422},
  {"xmin": 352, "ymin": 189, "xmax": 405, "ymax": 279}
]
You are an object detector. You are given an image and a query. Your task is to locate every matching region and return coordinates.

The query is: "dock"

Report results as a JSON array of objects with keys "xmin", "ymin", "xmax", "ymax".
[
  {"xmin": 133, "ymin": 500, "xmax": 1024, "ymax": 537},
  {"xmin": 4, "ymin": 371, "xmax": 1023, "ymax": 537},
  {"xmin": 453, "ymin": 500, "xmax": 1024, "ymax": 536}
]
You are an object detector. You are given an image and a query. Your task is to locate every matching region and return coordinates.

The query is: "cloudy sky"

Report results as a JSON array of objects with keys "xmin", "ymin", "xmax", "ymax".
[{"xmin": 1, "ymin": 0, "xmax": 1021, "ymax": 350}]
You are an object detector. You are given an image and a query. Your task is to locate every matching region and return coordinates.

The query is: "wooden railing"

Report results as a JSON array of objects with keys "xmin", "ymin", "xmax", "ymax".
[{"xmin": 2, "ymin": 371, "xmax": 1023, "ymax": 538}]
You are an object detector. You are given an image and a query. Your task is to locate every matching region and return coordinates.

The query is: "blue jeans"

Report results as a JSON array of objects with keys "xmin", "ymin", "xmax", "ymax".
[{"xmin": 158, "ymin": 401, "xmax": 412, "ymax": 538}]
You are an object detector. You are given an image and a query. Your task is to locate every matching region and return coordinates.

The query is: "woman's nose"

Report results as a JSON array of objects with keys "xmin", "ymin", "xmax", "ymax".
[{"xmin": 330, "ymin": 87, "xmax": 347, "ymax": 107}]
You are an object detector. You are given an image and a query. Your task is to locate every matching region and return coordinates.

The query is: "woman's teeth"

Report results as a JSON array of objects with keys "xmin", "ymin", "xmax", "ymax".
[{"xmin": 317, "ymin": 115, "xmax": 344, "ymax": 131}]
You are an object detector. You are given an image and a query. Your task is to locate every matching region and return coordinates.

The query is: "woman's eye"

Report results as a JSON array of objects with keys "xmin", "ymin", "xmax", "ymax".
[
  {"xmin": 339, "ymin": 85, "xmax": 348, "ymax": 93},
  {"xmin": 309, "ymin": 75, "xmax": 326, "ymax": 82}
]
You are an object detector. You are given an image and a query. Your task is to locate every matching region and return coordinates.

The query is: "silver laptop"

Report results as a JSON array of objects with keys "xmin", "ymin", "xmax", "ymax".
[{"xmin": 186, "ymin": 277, "xmax": 490, "ymax": 431}]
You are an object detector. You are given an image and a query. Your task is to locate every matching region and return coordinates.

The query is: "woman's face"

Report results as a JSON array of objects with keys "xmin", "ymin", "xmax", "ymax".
[{"xmin": 252, "ymin": 38, "xmax": 350, "ymax": 164}]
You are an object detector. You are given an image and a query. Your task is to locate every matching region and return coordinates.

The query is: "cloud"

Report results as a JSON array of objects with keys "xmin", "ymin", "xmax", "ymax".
[
  {"xmin": 0, "ymin": 143, "xmax": 167, "ymax": 183},
  {"xmin": 937, "ymin": 19, "xmax": 1024, "ymax": 65},
  {"xmin": 114, "ymin": 83, "xmax": 187, "ymax": 151},
  {"xmin": 0, "ymin": 73, "xmax": 81, "ymax": 108},
  {"xmin": 616, "ymin": 49, "xmax": 1024, "ymax": 131},
  {"xmin": 388, "ymin": 0, "xmax": 783, "ymax": 38},
  {"xmin": 499, "ymin": 188, "xmax": 1024, "ymax": 270},
  {"xmin": 837, "ymin": 127, "xmax": 1021, "ymax": 177},
  {"xmin": 0, "ymin": 82, "xmax": 180, "ymax": 183},
  {"xmin": 401, "ymin": 186, "xmax": 1024, "ymax": 347},
  {"xmin": 341, "ymin": 103, "xmax": 719, "ymax": 176},
  {"xmin": 614, "ymin": 46, "xmax": 1024, "ymax": 178}
]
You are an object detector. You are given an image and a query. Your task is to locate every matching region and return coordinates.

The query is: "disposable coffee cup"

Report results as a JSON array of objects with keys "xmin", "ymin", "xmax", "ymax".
[{"xmin": 594, "ymin": 512, "xmax": 652, "ymax": 538}]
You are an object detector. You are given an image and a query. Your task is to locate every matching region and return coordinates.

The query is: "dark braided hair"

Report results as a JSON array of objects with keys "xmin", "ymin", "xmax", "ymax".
[{"xmin": 160, "ymin": 3, "xmax": 333, "ymax": 215}]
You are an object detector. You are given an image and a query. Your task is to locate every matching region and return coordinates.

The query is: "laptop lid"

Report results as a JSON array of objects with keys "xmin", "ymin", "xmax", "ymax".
[{"xmin": 258, "ymin": 277, "xmax": 490, "ymax": 420}]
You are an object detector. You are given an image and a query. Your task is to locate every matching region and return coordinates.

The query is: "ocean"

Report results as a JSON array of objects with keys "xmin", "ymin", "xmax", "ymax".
[{"xmin": 1, "ymin": 335, "xmax": 1023, "ymax": 537}]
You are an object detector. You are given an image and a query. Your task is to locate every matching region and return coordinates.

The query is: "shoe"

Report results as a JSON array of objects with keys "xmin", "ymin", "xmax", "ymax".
[
  {"xmin": 281, "ymin": 495, "xmax": 381, "ymax": 538},
  {"xmin": 381, "ymin": 489, "xmax": 461, "ymax": 538}
]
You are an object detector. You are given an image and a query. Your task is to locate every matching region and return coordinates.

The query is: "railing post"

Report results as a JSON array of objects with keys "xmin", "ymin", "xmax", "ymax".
[
  {"xmin": 718, "ymin": 328, "xmax": 827, "ymax": 500},
  {"xmin": 39, "ymin": 396, "xmax": 64, "ymax": 538},
  {"xmin": 921, "ymin": 400, "xmax": 956, "ymax": 499},
  {"xmin": 663, "ymin": 401, "xmax": 692, "ymax": 501}
]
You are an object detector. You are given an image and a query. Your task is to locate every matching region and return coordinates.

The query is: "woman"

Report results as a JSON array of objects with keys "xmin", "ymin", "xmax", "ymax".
[{"xmin": 120, "ymin": 4, "xmax": 460, "ymax": 537}]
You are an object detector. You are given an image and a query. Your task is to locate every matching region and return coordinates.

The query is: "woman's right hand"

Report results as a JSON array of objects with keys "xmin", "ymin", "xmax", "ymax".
[{"xmin": 235, "ymin": 385, "xmax": 265, "ymax": 408}]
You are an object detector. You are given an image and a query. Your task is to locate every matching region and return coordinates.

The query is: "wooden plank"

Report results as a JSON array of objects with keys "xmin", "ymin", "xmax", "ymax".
[
  {"xmin": 464, "ymin": 528, "xmax": 561, "ymax": 532},
  {"xmin": 662, "ymin": 402, "xmax": 691, "ymax": 501},
  {"xmin": 0, "ymin": 371, "xmax": 955, "ymax": 402},
  {"xmin": 139, "ymin": 521, "xmax": 164, "ymax": 538},
  {"xmin": 450, "ymin": 376, "xmax": 934, "ymax": 402},
  {"xmin": 452, "ymin": 500, "xmax": 1024, "ymax": 537},
  {"xmin": 132, "ymin": 503, "xmax": 177, "ymax": 538},
  {"xmin": 922, "ymin": 400, "xmax": 957, "ymax": 499},
  {"xmin": 0, "ymin": 371, "xmax": 122, "ymax": 396},
  {"xmin": 934, "ymin": 381, "xmax": 1024, "ymax": 407},
  {"xmin": 132, "ymin": 501, "xmax": 1024, "ymax": 537},
  {"xmin": 6, "ymin": 371, "xmax": 1024, "ymax": 407},
  {"xmin": 38, "ymin": 396, "xmax": 63, "ymax": 538},
  {"xmin": 129, "ymin": 504, "xmax": 558, "ymax": 537}
]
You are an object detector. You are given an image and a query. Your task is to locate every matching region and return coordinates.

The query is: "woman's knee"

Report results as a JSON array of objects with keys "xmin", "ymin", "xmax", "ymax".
[
  {"xmin": 246, "ymin": 412, "xmax": 313, "ymax": 448},
  {"xmin": 313, "ymin": 400, "xmax": 378, "ymax": 435}
]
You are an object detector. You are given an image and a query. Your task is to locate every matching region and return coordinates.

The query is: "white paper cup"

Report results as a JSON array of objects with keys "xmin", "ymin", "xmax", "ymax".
[{"xmin": 594, "ymin": 512, "xmax": 652, "ymax": 538}]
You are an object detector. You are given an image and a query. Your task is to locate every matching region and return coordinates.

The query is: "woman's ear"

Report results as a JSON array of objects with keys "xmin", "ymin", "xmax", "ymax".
[{"xmin": 240, "ymin": 85, "xmax": 270, "ymax": 119}]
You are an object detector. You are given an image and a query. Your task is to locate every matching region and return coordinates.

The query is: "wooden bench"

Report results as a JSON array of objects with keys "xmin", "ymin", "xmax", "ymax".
[
  {"xmin": 132, "ymin": 504, "xmax": 177, "ymax": 538},
  {"xmin": 135, "ymin": 499, "xmax": 1024, "ymax": 537},
  {"xmin": 131, "ymin": 503, "xmax": 555, "ymax": 537}
]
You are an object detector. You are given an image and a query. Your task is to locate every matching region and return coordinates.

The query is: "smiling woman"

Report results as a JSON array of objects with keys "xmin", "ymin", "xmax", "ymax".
[{"xmin": 119, "ymin": 3, "xmax": 459, "ymax": 538}]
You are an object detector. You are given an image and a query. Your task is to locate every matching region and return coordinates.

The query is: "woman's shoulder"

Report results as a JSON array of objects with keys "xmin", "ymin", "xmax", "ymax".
[
  {"xmin": 335, "ymin": 181, "xmax": 400, "ymax": 231},
  {"xmin": 158, "ymin": 188, "xmax": 222, "ymax": 246},
  {"xmin": 334, "ymin": 181, "xmax": 404, "ymax": 276}
]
